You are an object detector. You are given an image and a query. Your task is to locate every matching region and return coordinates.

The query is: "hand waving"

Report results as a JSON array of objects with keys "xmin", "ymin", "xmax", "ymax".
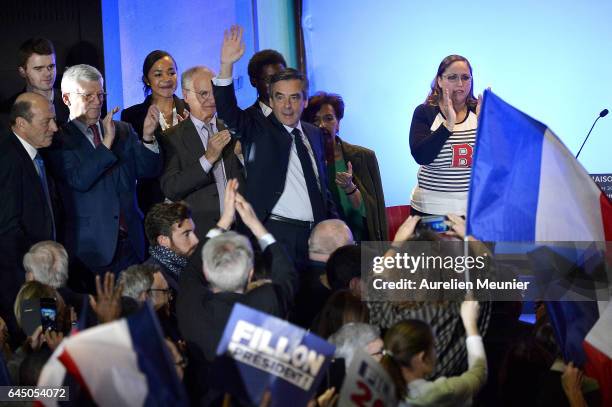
[
  {"xmin": 102, "ymin": 107, "xmax": 120, "ymax": 149},
  {"xmin": 143, "ymin": 105, "xmax": 161, "ymax": 141},
  {"xmin": 221, "ymin": 25, "xmax": 245, "ymax": 65},
  {"xmin": 440, "ymin": 87, "xmax": 456, "ymax": 131},
  {"xmin": 89, "ymin": 272, "xmax": 123, "ymax": 324},
  {"xmin": 335, "ymin": 161, "xmax": 354, "ymax": 190}
]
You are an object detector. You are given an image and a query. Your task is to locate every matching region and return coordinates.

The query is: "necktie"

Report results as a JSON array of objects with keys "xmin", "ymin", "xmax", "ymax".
[
  {"xmin": 203, "ymin": 122, "xmax": 227, "ymax": 210},
  {"xmin": 90, "ymin": 124, "xmax": 101, "ymax": 147},
  {"xmin": 34, "ymin": 153, "xmax": 56, "ymax": 240},
  {"xmin": 292, "ymin": 128, "xmax": 325, "ymax": 222}
]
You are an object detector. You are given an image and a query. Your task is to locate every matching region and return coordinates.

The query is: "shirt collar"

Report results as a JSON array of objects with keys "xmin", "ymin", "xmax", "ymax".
[
  {"xmin": 70, "ymin": 118, "xmax": 98, "ymax": 135},
  {"xmin": 190, "ymin": 114, "xmax": 216, "ymax": 131},
  {"xmin": 258, "ymin": 100, "xmax": 273, "ymax": 117},
  {"xmin": 283, "ymin": 121, "xmax": 304, "ymax": 137},
  {"xmin": 13, "ymin": 132, "xmax": 38, "ymax": 160}
]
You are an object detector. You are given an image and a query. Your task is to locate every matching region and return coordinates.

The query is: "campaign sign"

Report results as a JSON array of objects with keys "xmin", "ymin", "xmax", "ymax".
[
  {"xmin": 590, "ymin": 173, "xmax": 612, "ymax": 200},
  {"xmin": 215, "ymin": 303, "xmax": 335, "ymax": 406},
  {"xmin": 338, "ymin": 349, "xmax": 396, "ymax": 407}
]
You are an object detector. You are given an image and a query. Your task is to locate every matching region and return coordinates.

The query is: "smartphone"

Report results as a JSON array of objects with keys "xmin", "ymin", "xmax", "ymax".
[
  {"xmin": 20, "ymin": 297, "xmax": 57, "ymax": 336},
  {"xmin": 417, "ymin": 215, "xmax": 450, "ymax": 233},
  {"xmin": 40, "ymin": 298, "xmax": 57, "ymax": 332}
]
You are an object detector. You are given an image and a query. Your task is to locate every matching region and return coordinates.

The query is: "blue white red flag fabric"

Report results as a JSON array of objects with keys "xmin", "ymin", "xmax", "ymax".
[
  {"xmin": 466, "ymin": 90, "xmax": 612, "ymax": 242},
  {"xmin": 466, "ymin": 90, "xmax": 611, "ymax": 383},
  {"xmin": 37, "ymin": 303, "xmax": 187, "ymax": 406}
]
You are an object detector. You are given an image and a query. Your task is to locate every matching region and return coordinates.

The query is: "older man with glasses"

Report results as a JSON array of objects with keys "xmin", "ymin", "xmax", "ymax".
[
  {"xmin": 46, "ymin": 64, "xmax": 162, "ymax": 288},
  {"xmin": 160, "ymin": 65, "xmax": 245, "ymax": 239}
]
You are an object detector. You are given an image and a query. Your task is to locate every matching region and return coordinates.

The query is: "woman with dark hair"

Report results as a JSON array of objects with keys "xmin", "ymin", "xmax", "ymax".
[
  {"xmin": 409, "ymin": 55, "xmax": 482, "ymax": 217},
  {"xmin": 302, "ymin": 92, "xmax": 387, "ymax": 241},
  {"xmin": 380, "ymin": 301, "xmax": 487, "ymax": 406},
  {"xmin": 121, "ymin": 50, "xmax": 188, "ymax": 214},
  {"xmin": 311, "ymin": 289, "xmax": 369, "ymax": 339}
]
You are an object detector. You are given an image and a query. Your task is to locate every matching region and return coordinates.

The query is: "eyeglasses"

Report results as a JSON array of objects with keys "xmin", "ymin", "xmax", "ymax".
[
  {"xmin": 442, "ymin": 74, "xmax": 472, "ymax": 83},
  {"xmin": 183, "ymin": 88, "xmax": 213, "ymax": 100},
  {"xmin": 72, "ymin": 92, "xmax": 106, "ymax": 101}
]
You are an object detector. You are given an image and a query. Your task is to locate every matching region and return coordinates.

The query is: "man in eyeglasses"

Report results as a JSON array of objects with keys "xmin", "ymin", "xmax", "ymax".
[
  {"xmin": 46, "ymin": 64, "xmax": 162, "ymax": 286},
  {"xmin": 160, "ymin": 66, "xmax": 244, "ymax": 239}
]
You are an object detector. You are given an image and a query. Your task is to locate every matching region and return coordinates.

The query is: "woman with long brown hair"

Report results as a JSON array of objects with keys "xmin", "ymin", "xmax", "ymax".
[
  {"xmin": 380, "ymin": 301, "xmax": 487, "ymax": 406},
  {"xmin": 409, "ymin": 55, "xmax": 482, "ymax": 217}
]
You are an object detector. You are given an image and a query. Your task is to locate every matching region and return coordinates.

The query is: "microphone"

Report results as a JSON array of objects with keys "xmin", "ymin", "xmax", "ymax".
[{"xmin": 576, "ymin": 109, "xmax": 608, "ymax": 159}]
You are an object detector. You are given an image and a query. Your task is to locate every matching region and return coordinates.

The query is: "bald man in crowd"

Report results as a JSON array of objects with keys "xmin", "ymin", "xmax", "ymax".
[
  {"xmin": 291, "ymin": 219, "xmax": 354, "ymax": 328},
  {"xmin": 0, "ymin": 92, "xmax": 58, "ymax": 339},
  {"xmin": 160, "ymin": 66, "xmax": 244, "ymax": 238}
]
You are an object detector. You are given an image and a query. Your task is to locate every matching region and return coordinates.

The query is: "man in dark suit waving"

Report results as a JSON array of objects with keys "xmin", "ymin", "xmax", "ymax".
[
  {"xmin": 48, "ymin": 64, "xmax": 162, "ymax": 277},
  {"xmin": 0, "ymin": 92, "xmax": 58, "ymax": 341},
  {"xmin": 213, "ymin": 25, "xmax": 336, "ymax": 267}
]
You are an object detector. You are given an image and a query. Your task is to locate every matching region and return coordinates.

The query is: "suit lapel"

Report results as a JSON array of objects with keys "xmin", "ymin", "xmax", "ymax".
[{"xmin": 180, "ymin": 118, "xmax": 206, "ymax": 160}]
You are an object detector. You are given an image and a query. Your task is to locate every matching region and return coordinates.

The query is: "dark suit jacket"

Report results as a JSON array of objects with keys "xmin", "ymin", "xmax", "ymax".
[
  {"xmin": 46, "ymin": 120, "xmax": 162, "ymax": 268},
  {"xmin": 160, "ymin": 117, "xmax": 245, "ymax": 239},
  {"xmin": 0, "ymin": 130, "xmax": 58, "ymax": 339},
  {"xmin": 120, "ymin": 95, "xmax": 187, "ymax": 215},
  {"xmin": 339, "ymin": 138, "xmax": 388, "ymax": 240},
  {"xmin": 213, "ymin": 83, "xmax": 336, "ymax": 223},
  {"xmin": 177, "ymin": 237, "xmax": 297, "ymax": 405}
]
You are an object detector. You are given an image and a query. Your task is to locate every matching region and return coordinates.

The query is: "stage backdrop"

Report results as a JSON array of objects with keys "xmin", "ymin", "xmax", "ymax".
[{"xmin": 302, "ymin": 0, "xmax": 612, "ymax": 206}]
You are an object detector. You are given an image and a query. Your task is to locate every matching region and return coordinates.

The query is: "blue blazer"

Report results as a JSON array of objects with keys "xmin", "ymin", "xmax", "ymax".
[
  {"xmin": 213, "ymin": 83, "xmax": 337, "ymax": 223},
  {"xmin": 47, "ymin": 120, "xmax": 162, "ymax": 268}
]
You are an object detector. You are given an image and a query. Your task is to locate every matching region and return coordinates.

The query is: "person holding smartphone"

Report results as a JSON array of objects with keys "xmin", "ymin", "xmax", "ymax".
[{"xmin": 409, "ymin": 55, "xmax": 483, "ymax": 217}]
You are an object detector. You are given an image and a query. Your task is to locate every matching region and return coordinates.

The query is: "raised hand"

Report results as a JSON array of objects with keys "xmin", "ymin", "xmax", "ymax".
[
  {"xmin": 44, "ymin": 330, "xmax": 64, "ymax": 351},
  {"xmin": 204, "ymin": 129, "xmax": 231, "ymax": 163},
  {"xmin": 460, "ymin": 300, "xmax": 480, "ymax": 336},
  {"xmin": 218, "ymin": 178, "xmax": 239, "ymax": 230},
  {"xmin": 89, "ymin": 272, "xmax": 123, "ymax": 324},
  {"xmin": 335, "ymin": 161, "xmax": 355, "ymax": 191},
  {"xmin": 562, "ymin": 362, "xmax": 587, "ymax": 407},
  {"xmin": 393, "ymin": 215, "xmax": 421, "ymax": 245},
  {"xmin": 476, "ymin": 93, "xmax": 483, "ymax": 117},
  {"xmin": 440, "ymin": 87, "xmax": 456, "ymax": 131},
  {"xmin": 102, "ymin": 106, "xmax": 120, "ymax": 149},
  {"xmin": 221, "ymin": 25, "xmax": 245, "ymax": 66},
  {"xmin": 142, "ymin": 104, "xmax": 161, "ymax": 141},
  {"xmin": 446, "ymin": 213, "xmax": 467, "ymax": 239},
  {"xmin": 235, "ymin": 192, "xmax": 268, "ymax": 238},
  {"xmin": 176, "ymin": 109, "xmax": 190, "ymax": 123}
]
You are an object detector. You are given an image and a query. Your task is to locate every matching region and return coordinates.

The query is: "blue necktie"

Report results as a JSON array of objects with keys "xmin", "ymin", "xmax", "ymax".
[{"xmin": 34, "ymin": 153, "xmax": 56, "ymax": 240}]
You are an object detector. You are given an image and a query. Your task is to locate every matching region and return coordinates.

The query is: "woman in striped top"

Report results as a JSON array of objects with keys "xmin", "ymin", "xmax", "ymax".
[{"xmin": 409, "ymin": 55, "xmax": 482, "ymax": 216}]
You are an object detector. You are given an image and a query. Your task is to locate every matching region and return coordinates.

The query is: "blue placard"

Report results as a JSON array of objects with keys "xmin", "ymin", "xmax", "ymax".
[{"xmin": 215, "ymin": 303, "xmax": 335, "ymax": 406}]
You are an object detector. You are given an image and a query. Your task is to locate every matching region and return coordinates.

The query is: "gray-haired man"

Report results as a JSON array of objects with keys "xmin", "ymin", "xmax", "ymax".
[{"xmin": 47, "ymin": 64, "xmax": 162, "ymax": 279}]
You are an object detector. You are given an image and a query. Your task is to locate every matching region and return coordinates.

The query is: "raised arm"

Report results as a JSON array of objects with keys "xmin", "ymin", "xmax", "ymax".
[
  {"xmin": 234, "ymin": 191, "xmax": 298, "ymax": 307},
  {"xmin": 213, "ymin": 25, "xmax": 255, "ymax": 138},
  {"xmin": 409, "ymin": 104, "xmax": 453, "ymax": 165}
]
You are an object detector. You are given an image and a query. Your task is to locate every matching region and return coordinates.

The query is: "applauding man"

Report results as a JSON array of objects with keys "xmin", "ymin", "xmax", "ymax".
[
  {"xmin": 48, "ymin": 64, "xmax": 162, "ymax": 279},
  {"xmin": 213, "ymin": 25, "xmax": 336, "ymax": 267},
  {"xmin": 160, "ymin": 66, "xmax": 244, "ymax": 239}
]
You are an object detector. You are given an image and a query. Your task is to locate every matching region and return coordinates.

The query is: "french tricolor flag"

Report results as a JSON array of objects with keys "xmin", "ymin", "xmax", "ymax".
[
  {"xmin": 467, "ymin": 90, "xmax": 611, "ymax": 402},
  {"xmin": 467, "ymin": 90, "xmax": 612, "ymax": 242},
  {"xmin": 37, "ymin": 303, "xmax": 188, "ymax": 406}
]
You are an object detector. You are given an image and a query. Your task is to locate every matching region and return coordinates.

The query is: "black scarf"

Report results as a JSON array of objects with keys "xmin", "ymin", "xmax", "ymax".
[{"xmin": 148, "ymin": 245, "xmax": 188, "ymax": 278}]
